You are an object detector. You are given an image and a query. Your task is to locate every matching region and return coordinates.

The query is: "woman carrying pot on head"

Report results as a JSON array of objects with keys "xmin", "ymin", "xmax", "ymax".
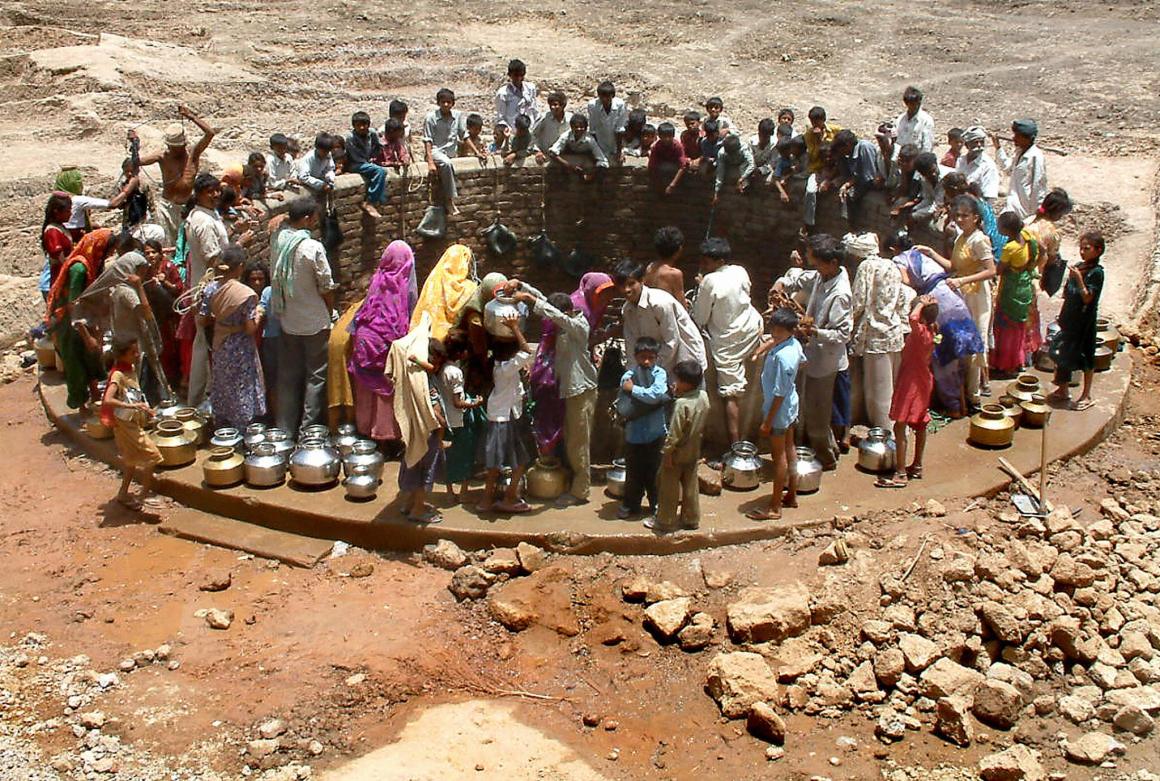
[{"xmin": 198, "ymin": 246, "xmax": 265, "ymax": 430}]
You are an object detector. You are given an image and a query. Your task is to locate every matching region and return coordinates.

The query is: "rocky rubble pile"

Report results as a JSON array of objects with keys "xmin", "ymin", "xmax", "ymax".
[{"xmin": 432, "ymin": 539, "xmax": 549, "ymax": 609}]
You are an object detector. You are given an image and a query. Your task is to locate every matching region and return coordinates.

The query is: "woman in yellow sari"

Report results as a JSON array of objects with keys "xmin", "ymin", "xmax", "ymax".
[{"xmin": 410, "ymin": 244, "xmax": 478, "ymax": 340}]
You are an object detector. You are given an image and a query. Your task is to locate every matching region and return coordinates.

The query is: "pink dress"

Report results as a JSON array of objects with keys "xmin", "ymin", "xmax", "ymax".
[{"xmin": 890, "ymin": 311, "xmax": 935, "ymax": 427}]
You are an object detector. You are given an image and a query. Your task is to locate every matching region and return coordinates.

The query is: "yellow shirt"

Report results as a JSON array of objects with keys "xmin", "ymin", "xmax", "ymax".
[
  {"xmin": 805, "ymin": 123, "xmax": 842, "ymax": 174},
  {"xmin": 950, "ymin": 230, "xmax": 994, "ymax": 295}
]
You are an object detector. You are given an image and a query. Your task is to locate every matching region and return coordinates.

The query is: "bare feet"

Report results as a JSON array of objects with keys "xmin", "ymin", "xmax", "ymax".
[
  {"xmin": 746, "ymin": 507, "xmax": 782, "ymax": 521},
  {"xmin": 361, "ymin": 202, "xmax": 381, "ymax": 219}
]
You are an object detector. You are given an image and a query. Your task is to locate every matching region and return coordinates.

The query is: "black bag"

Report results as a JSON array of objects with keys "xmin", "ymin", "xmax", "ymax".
[
  {"xmin": 1041, "ymin": 255, "xmax": 1066, "ymax": 297},
  {"xmin": 482, "ymin": 218, "xmax": 518, "ymax": 257},
  {"xmin": 597, "ymin": 343, "xmax": 626, "ymax": 390},
  {"xmin": 321, "ymin": 205, "xmax": 343, "ymax": 254},
  {"xmin": 415, "ymin": 205, "xmax": 447, "ymax": 239},
  {"xmin": 563, "ymin": 246, "xmax": 596, "ymax": 277},
  {"xmin": 528, "ymin": 231, "xmax": 562, "ymax": 268}
]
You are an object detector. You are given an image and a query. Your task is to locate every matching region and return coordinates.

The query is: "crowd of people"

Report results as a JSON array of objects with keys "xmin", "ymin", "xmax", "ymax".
[{"xmin": 37, "ymin": 64, "xmax": 1109, "ymax": 525}]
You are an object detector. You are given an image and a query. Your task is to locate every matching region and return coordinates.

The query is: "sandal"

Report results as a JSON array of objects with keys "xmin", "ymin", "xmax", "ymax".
[
  {"xmin": 906, "ymin": 466, "xmax": 923, "ymax": 481},
  {"xmin": 875, "ymin": 476, "xmax": 908, "ymax": 489},
  {"xmin": 495, "ymin": 500, "xmax": 532, "ymax": 514},
  {"xmin": 745, "ymin": 508, "xmax": 781, "ymax": 521},
  {"xmin": 116, "ymin": 495, "xmax": 143, "ymax": 511},
  {"xmin": 1071, "ymin": 399, "xmax": 1095, "ymax": 411},
  {"xmin": 406, "ymin": 509, "xmax": 443, "ymax": 524}
]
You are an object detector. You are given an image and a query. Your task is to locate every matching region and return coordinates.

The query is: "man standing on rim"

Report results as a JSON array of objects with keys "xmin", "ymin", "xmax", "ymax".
[
  {"xmin": 133, "ymin": 105, "xmax": 217, "ymax": 247},
  {"xmin": 495, "ymin": 59, "xmax": 539, "ymax": 131}
]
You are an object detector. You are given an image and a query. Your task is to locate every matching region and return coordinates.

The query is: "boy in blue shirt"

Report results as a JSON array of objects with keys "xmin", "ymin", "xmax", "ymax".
[
  {"xmin": 748, "ymin": 308, "xmax": 805, "ymax": 521},
  {"xmin": 615, "ymin": 337, "xmax": 670, "ymax": 522}
]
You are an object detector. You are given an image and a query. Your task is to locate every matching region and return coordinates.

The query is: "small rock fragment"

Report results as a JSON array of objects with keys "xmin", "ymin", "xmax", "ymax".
[
  {"xmin": 204, "ymin": 608, "xmax": 234, "ymax": 630},
  {"xmin": 746, "ymin": 701, "xmax": 786, "ymax": 744}
]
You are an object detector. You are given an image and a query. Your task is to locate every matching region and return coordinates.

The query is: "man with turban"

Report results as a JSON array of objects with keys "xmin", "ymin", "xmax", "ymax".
[
  {"xmin": 956, "ymin": 126, "xmax": 1000, "ymax": 201},
  {"xmin": 992, "ymin": 119, "xmax": 1047, "ymax": 220}
]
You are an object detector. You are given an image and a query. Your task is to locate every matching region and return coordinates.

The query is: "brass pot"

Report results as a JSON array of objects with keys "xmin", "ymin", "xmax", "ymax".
[
  {"xmin": 997, "ymin": 395, "xmax": 1023, "ymax": 429},
  {"xmin": 202, "ymin": 446, "xmax": 245, "ymax": 488},
  {"xmin": 175, "ymin": 407, "xmax": 207, "ymax": 446},
  {"xmin": 35, "ymin": 337, "xmax": 56, "ymax": 370},
  {"xmin": 1005, "ymin": 374, "xmax": 1041, "ymax": 404},
  {"xmin": 1094, "ymin": 346, "xmax": 1114, "ymax": 372},
  {"xmin": 152, "ymin": 419, "xmax": 197, "ymax": 467},
  {"xmin": 1096, "ymin": 318, "xmax": 1121, "ymax": 352},
  {"xmin": 968, "ymin": 403, "xmax": 1015, "ymax": 448},
  {"xmin": 84, "ymin": 410, "xmax": 113, "ymax": 440},
  {"xmin": 1019, "ymin": 394, "xmax": 1050, "ymax": 428},
  {"xmin": 526, "ymin": 456, "xmax": 569, "ymax": 500}
]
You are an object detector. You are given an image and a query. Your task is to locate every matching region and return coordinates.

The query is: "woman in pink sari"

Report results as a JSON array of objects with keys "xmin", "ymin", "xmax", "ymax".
[
  {"xmin": 530, "ymin": 272, "xmax": 615, "ymax": 452},
  {"xmin": 349, "ymin": 241, "xmax": 417, "ymax": 441}
]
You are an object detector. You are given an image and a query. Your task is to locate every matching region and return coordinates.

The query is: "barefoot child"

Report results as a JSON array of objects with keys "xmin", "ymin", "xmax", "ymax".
[
  {"xmin": 1049, "ymin": 231, "xmax": 1105, "ymax": 411},
  {"xmin": 748, "ymin": 308, "xmax": 804, "ymax": 521},
  {"xmin": 878, "ymin": 295, "xmax": 939, "ymax": 488},
  {"xmin": 438, "ymin": 329, "xmax": 485, "ymax": 503},
  {"xmin": 481, "ymin": 315, "xmax": 535, "ymax": 514},
  {"xmin": 652, "ymin": 360, "xmax": 709, "ymax": 532},
  {"xmin": 102, "ymin": 338, "xmax": 162, "ymax": 511}
]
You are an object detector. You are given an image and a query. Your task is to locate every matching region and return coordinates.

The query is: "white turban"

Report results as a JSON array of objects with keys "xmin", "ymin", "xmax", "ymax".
[
  {"xmin": 842, "ymin": 232, "xmax": 880, "ymax": 260},
  {"xmin": 962, "ymin": 126, "xmax": 987, "ymax": 144}
]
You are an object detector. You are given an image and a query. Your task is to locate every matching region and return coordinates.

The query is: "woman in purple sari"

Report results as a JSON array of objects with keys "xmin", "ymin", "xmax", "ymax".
[
  {"xmin": 530, "ymin": 272, "xmax": 616, "ymax": 452},
  {"xmin": 886, "ymin": 231, "xmax": 983, "ymax": 418},
  {"xmin": 349, "ymin": 241, "xmax": 418, "ymax": 440}
]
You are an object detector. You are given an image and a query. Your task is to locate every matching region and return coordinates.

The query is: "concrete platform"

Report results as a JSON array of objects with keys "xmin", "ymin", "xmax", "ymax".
[{"xmin": 38, "ymin": 354, "xmax": 1131, "ymax": 555}]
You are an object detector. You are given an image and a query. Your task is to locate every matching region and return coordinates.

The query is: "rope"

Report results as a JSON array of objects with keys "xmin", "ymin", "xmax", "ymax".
[{"xmin": 173, "ymin": 267, "xmax": 220, "ymax": 316}]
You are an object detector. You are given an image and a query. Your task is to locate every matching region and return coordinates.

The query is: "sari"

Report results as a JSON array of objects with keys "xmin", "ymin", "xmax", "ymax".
[
  {"xmin": 1024, "ymin": 218, "xmax": 1060, "ymax": 356},
  {"xmin": 208, "ymin": 278, "xmax": 264, "ymax": 429},
  {"xmin": 46, "ymin": 229, "xmax": 112, "ymax": 409},
  {"xmin": 991, "ymin": 230, "xmax": 1037, "ymax": 374},
  {"xmin": 411, "ymin": 244, "xmax": 477, "ymax": 340},
  {"xmin": 530, "ymin": 273, "xmax": 614, "ymax": 452},
  {"xmin": 350, "ymin": 240, "xmax": 417, "ymax": 439}
]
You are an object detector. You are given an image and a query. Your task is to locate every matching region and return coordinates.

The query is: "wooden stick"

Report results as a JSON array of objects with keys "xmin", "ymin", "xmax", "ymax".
[
  {"xmin": 998, "ymin": 456, "xmax": 1054, "ymax": 513},
  {"xmin": 901, "ymin": 537, "xmax": 930, "ymax": 582},
  {"xmin": 1038, "ymin": 413, "xmax": 1049, "ymax": 512},
  {"xmin": 995, "ymin": 134, "xmax": 1069, "ymax": 157}
]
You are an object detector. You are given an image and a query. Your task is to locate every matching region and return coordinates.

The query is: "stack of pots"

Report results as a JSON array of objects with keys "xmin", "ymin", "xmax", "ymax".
[{"xmin": 342, "ymin": 439, "xmax": 384, "ymax": 500}]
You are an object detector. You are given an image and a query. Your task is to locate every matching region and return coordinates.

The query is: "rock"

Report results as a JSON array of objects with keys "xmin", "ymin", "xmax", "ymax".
[
  {"xmin": 875, "ymin": 707, "xmax": 906, "ymax": 743},
  {"xmin": 248, "ymin": 738, "xmax": 280, "ymax": 758},
  {"xmin": 1059, "ymin": 695, "xmax": 1095, "ymax": 724},
  {"xmin": 972, "ymin": 679, "xmax": 1023, "ymax": 729},
  {"xmin": 118, "ymin": 658, "xmax": 136, "ymax": 672},
  {"xmin": 861, "ymin": 619, "xmax": 893, "ymax": 645},
  {"xmin": 873, "ymin": 648, "xmax": 906, "ymax": 688},
  {"xmin": 697, "ymin": 462, "xmax": 722, "ymax": 495},
  {"xmin": 1045, "ymin": 506, "xmax": 1082, "ymax": 535},
  {"xmin": 746, "ymin": 701, "xmax": 786, "ymax": 744},
  {"xmin": 810, "ymin": 594, "xmax": 845, "ymax": 625},
  {"xmin": 978, "ymin": 744, "xmax": 1046, "ymax": 781},
  {"xmin": 199, "ymin": 572, "xmax": 232, "ymax": 592},
  {"xmin": 349, "ymin": 561, "xmax": 374, "ymax": 578},
  {"xmin": 488, "ymin": 593, "xmax": 538, "ymax": 631},
  {"xmin": 448, "ymin": 565, "xmax": 493, "ymax": 601},
  {"xmin": 771, "ymin": 639, "xmax": 822, "ymax": 682},
  {"xmin": 764, "ymin": 745, "xmax": 785, "ymax": 761},
  {"xmin": 515, "ymin": 542, "xmax": 546, "ymax": 573},
  {"xmin": 481, "ymin": 548, "xmax": 522, "ymax": 575},
  {"xmin": 1100, "ymin": 498, "xmax": 1130, "ymax": 523},
  {"xmin": 921, "ymin": 658, "xmax": 984, "ymax": 700},
  {"xmin": 154, "ymin": 644, "xmax": 171, "ymax": 661},
  {"xmin": 924, "ymin": 498, "xmax": 947, "ymax": 517},
  {"xmin": 987, "ymin": 663, "xmax": 1034, "ymax": 703},
  {"xmin": 705, "ymin": 652, "xmax": 781, "ymax": 719},
  {"xmin": 78, "ymin": 711, "xmax": 105, "ymax": 730},
  {"xmin": 942, "ymin": 557, "xmax": 975, "ymax": 583},
  {"xmin": 644, "ymin": 598, "xmax": 692, "ymax": 640},
  {"xmin": 884, "ymin": 605, "xmax": 916, "ymax": 631},
  {"xmin": 620, "ymin": 575, "xmax": 650, "ymax": 601},
  {"xmin": 258, "ymin": 719, "xmax": 287, "ymax": 739},
  {"xmin": 898, "ymin": 633, "xmax": 940, "ymax": 673},
  {"xmin": 726, "ymin": 583, "xmax": 811, "ymax": 644},
  {"xmin": 644, "ymin": 580, "xmax": 687, "ymax": 604},
  {"xmin": 423, "ymin": 539, "xmax": 468, "ymax": 570},
  {"xmin": 979, "ymin": 602, "xmax": 1025, "ymax": 645},
  {"xmin": 1063, "ymin": 731, "xmax": 1125, "ymax": 765},
  {"xmin": 701, "ymin": 563, "xmax": 734, "ymax": 589},
  {"xmin": 677, "ymin": 612, "xmax": 715, "ymax": 651},
  {"xmin": 307, "ymin": 740, "xmax": 324, "ymax": 756},
  {"xmin": 818, "ymin": 539, "xmax": 849, "ymax": 566},
  {"xmin": 204, "ymin": 608, "xmax": 233, "ymax": 630},
  {"xmin": 1121, "ymin": 631, "xmax": 1155, "ymax": 662},
  {"xmin": 847, "ymin": 661, "xmax": 879, "ymax": 698},
  {"xmin": 934, "ymin": 696, "xmax": 973, "ymax": 747},
  {"xmin": 1050, "ymin": 554, "xmax": 1095, "ymax": 588},
  {"xmin": 1104, "ymin": 686, "xmax": 1160, "ymax": 713},
  {"xmin": 1113, "ymin": 704, "xmax": 1154, "ymax": 736}
]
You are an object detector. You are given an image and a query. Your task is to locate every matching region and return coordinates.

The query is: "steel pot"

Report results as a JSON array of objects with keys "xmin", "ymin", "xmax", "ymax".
[
  {"xmin": 968, "ymin": 403, "xmax": 1015, "ymax": 448},
  {"xmin": 210, "ymin": 426, "xmax": 244, "ymax": 452},
  {"xmin": 289, "ymin": 438, "xmax": 341, "ymax": 487},
  {"xmin": 1020, "ymin": 394, "xmax": 1050, "ymax": 428},
  {"xmin": 997, "ymin": 395, "xmax": 1023, "ymax": 429},
  {"xmin": 264, "ymin": 427, "xmax": 296, "ymax": 459},
  {"xmin": 175, "ymin": 406, "xmax": 208, "ymax": 445},
  {"xmin": 605, "ymin": 458, "xmax": 627, "ymax": 499},
  {"xmin": 243, "ymin": 423, "xmax": 268, "ymax": 452},
  {"xmin": 723, "ymin": 441, "xmax": 763, "ymax": 490},
  {"xmin": 333, "ymin": 423, "xmax": 360, "ymax": 457},
  {"xmin": 794, "ymin": 446, "xmax": 823, "ymax": 494},
  {"xmin": 244, "ymin": 442, "xmax": 287, "ymax": 487},
  {"xmin": 1094, "ymin": 345, "xmax": 1114, "ymax": 372},
  {"xmin": 343, "ymin": 439, "xmax": 385, "ymax": 480},
  {"xmin": 152, "ymin": 419, "xmax": 197, "ymax": 467},
  {"xmin": 343, "ymin": 463, "xmax": 380, "ymax": 500},
  {"xmin": 857, "ymin": 427, "xmax": 897, "ymax": 473},
  {"xmin": 1005, "ymin": 374, "xmax": 1042, "ymax": 405},
  {"xmin": 1097, "ymin": 318, "xmax": 1121, "ymax": 352},
  {"xmin": 155, "ymin": 400, "xmax": 181, "ymax": 422},
  {"xmin": 526, "ymin": 456, "xmax": 568, "ymax": 500},
  {"xmin": 299, "ymin": 424, "xmax": 330, "ymax": 443},
  {"xmin": 203, "ymin": 446, "xmax": 244, "ymax": 488}
]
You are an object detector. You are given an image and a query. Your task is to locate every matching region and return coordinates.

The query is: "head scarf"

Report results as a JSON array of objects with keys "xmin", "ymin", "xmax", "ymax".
[
  {"xmin": 45, "ymin": 228, "xmax": 113, "ymax": 323},
  {"xmin": 410, "ymin": 244, "xmax": 478, "ymax": 340},
  {"xmin": 962, "ymin": 126, "xmax": 987, "ymax": 144},
  {"xmin": 467, "ymin": 272, "xmax": 508, "ymax": 315},
  {"xmin": 842, "ymin": 232, "xmax": 880, "ymax": 261},
  {"xmin": 74, "ymin": 250, "xmax": 149, "ymax": 320},
  {"xmin": 1011, "ymin": 119, "xmax": 1038, "ymax": 141},
  {"xmin": 571, "ymin": 272, "xmax": 615, "ymax": 327},
  {"xmin": 54, "ymin": 169, "xmax": 83, "ymax": 196},
  {"xmin": 350, "ymin": 241, "xmax": 417, "ymax": 393}
]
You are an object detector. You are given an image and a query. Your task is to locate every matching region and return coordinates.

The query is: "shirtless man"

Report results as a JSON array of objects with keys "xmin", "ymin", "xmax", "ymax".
[
  {"xmin": 645, "ymin": 225, "xmax": 688, "ymax": 306},
  {"xmin": 133, "ymin": 105, "xmax": 217, "ymax": 246}
]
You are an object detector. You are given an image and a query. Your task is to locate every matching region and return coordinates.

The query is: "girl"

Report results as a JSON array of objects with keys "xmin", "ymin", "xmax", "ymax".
[
  {"xmin": 990, "ymin": 211, "xmax": 1038, "ymax": 377},
  {"xmin": 40, "ymin": 193, "xmax": 73, "ymax": 300},
  {"xmin": 878, "ymin": 295, "xmax": 939, "ymax": 488},
  {"xmin": 401, "ymin": 339, "xmax": 449, "ymax": 524},
  {"xmin": 480, "ymin": 315, "xmax": 534, "ymax": 514},
  {"xmin": 1025, "ymin": 188, "xmax": 1073, "ymax": 356},
  {"xmin": 1049, "ymin": 231, "xmax": 1105, "ymax": 411},
  {"xmin": 143, "ymin": 239, "xmax": 184, "ymax": 389},
  {"xmin": 102, "ymin": 337, "xmax": 163, "ymax": 511},
  {"xmin": 247, "ymin": 262, "xmax": 280, "ymax": 422},
  {"xmin": 439, "ymin": 329, "xmax": 485, "ymax": 503},
  {"xmin": 199, "ymin": 247, "xmax": 265, "ymax": 429}
]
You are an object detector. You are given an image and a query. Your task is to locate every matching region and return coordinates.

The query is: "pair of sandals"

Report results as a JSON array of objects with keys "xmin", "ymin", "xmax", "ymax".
[
  {"xmin": 116, "ymin": 495, "xmax": 164, "ymax": 512},
  {"xmin": 876, "ymin": 466, "xmax": 922, "ymax": 489},
  {"xmin": 477, "ymin": 499, "xmax": 532, "ymax": 515},
  {"xmin": 406, "ymin": 503, "xmax": 443, "ymax": 524},
  {"xmin": 1047, "ymin": 390, "xmax": 1094, "ymax": 411},
  {"xmin": 745, "ymin": 494, "xmax": 798, "ymax": 521}
]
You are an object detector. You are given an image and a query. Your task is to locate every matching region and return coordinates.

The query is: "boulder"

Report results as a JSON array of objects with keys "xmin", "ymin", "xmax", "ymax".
[
  {"xmin": 934, "ymin": 696, "xmax": 973, "ymax": 747},
  {"xmin": 488, "ymin": 593, "xmax": 538, "ymax": 631},
  {"xmin": 481, "ymin": 548, "xmax": 522, "ymax": 575},
  {"xmin": 1064, "ymin": 732, "xmax": 1126, "ymax": 765},
  {"xmin": 746, "ymin": 701, "xmax": 786, "ymax": 744},
  {"xmin": 920, "ymin": 658, "xmax": 984, "ymax": 700},
  {"xmin": 972, "ymin": 679, "xmax": 1023, "ymax": 729},
  {"xmin": 860, "ymin": 619, "xmax": 893, "ymax": 645},
  {"xmin": 1059, "ymin": 694, "xmax": 1095, "ymax": 724},
  {"xmin": 1050, "ymin": 554, "xmax": 1095, "ymax": 588},
  {"xmin": 847, "ymin": 661, "xmax": 879, "ymax": 698},
  {"xmin": 986, "ymin": 663, "xmax": 1034, "ymax": 703},
  {"xmin": 644, "ymin": 598, "xmax": 692, "ymax": 640},
  {"xmin": 515, "ymin": 542, "xmax": 547, "ymax": 573},
  {"xmin": 873, "ymin": 648, "xmax": 906, "ymax": 688},
  {"xmin": 898, "ymin": 633, "xmax": 940, "ymax": 673},
  {"xmin": 706, "ymin": 652, "xmax": 781, "ymax": 719},
  {"xmin": 979, "ymin": 602, "xmax": 1025, "ymax": 645},
  {"xmin": 1104, "ymin": 685, "xmax": 1160, "ymax": 713},
  {"xmin": 644, "ymin": 580, "xmax": 687, "ymax": 604},
  {"xmin": 677, "ymin": 612, "xmax": 715, "ymax": 651},
  {"xmin": 448, "ymin": 565, "xmax": 493, "ymax": 601},
  {"xmin": 770, "ymin": 639, "xmax": 822, "ymax": 683},
  {"xmin": 978, "ymin": 744, "xmax": 1046, "ymax": 781},
  {"xmin": 726, "ymin": 583, "xmax": 811, "ymax": 644},
  {"xmin": 875, "ymin": 707, "xmax": 906, "ymax": 743},
  {"xmin": 1113, "ymin": 704, "xmax": 1154, "ymax": 736}
]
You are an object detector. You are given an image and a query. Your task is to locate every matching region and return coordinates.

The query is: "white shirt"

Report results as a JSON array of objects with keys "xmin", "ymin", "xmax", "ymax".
[
  {"xmin": 184, "ymin": 205, "xmax": 229, "ymax": 284},
  {"xmin": 265, "ymin": 152, "xmax": 295, "ymax": 190},
  {"xmin": 531, "ymin": 111, "xmax": 572, "ymax": 153},
  {"xmin": 436, "ymin": 363, "xmax": 467, "ymax": 428},
  {"xmin": 778, "ymin": 268, "xmax": 853, "ymax": 378},
  {"xmin": 422, "ymin": 109, "xmax": 464, "ymax": 158},
  {"xmin": 65, "ymin": 195, "xmax": 111, "ymax": 230},
  {"xmin": 692, "ymin": 264, "xmax": 764, "ymax": 352},
  {"xmin": 495, "ymin": 81, "xmax": 539, "ymax": 128},
  {"xmin": 895, "ymin": 108, "xmax": 935, "ymax": 152},
  {"xmin": 956, "ymin": 151, "xmax": 1000, "ymax": 200},
  {"xmin": 276, "ymin": 236, "xmax": 335, "ymax": 336},
  {"xmin": 549, "ymin": 131, "xmax": 609, "ymax": 168},
  {"xmin": 295, "ymin": 150, "xmax": 335, "ymax": 192},
  {"xmin": 998, "ymin": 144, "xmax": 1047, "ymax": 220},
  {"xmin": 586, "ymin": 97, "xmax": 628, "ymax": 158},
  {"xmin": 622, "ymin": 285, "xmax": 706, "ymax": 373},
  {"xmin": 487, "ymin": 349, "xmax": 533, "ymax": 421}
]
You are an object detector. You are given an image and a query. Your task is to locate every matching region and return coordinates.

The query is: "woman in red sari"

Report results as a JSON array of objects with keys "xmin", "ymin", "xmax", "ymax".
[{"xmin": 40, "ymin": 193, "xmax": 73, "ymax": 299}]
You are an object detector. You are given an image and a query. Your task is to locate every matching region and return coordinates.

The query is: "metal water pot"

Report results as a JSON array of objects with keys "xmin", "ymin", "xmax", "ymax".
[
  {"xmin": 151, "ymin": 419, "xmax": 197, "ymax": 467},
  {"xmin": 343, "ymin": 439, "xmax": 385, "ymax": 480},
  {"xmin": 794, "ymin": 446, "xmax": 824, "ymax": 494},
  {"xmin": 175, "ymin": 406, "xmax": 208, "ymax": 445},
  {"xmin": 333, "ymin": 423, "xmax": 360, "ymax": 457},
  {"xmin": 264, "ymin": 427, "xmax": 296, "ymax": 459},
  {"xmin": 526, "ymin": 457, "xmax": 569, "ymax": 500},
  {"xmin": 343, "ymin": 463, "xmax": 380, "ymax": 500},
  {"xmin": 968, "ymin": 404, "xmax": 1016, "ymax": 448},
  {"xmin": 203, "ymin": 446, "xmax": 245, "ymax": 488},
  {"xmin": 722, "ymin": 441, "xmax": 763, "ymax": 490},
  {"xmin": 289, "ymin": 437, "xmax": 341, "ymax": 487},
  {"xmin": 243, "ymin": 423, "xmax": 268, "ymax": 452},
  {"xmin": 605, "ymin": 458, "xmax": 627, "ymax": 499},
  {"xmin": 857, "ymin": 427, "xmax": 896, "ymax": 473},
  {"xmin": 299, "ymin": 424, "xmax": 330, "ymax": 443},
  {"xmin": 244, "ymin": 442, "xmax": 287, "ymax": 487},
  {"xmin": 210, "ymin": 427, "xmax": 244, "ymax": 452}
]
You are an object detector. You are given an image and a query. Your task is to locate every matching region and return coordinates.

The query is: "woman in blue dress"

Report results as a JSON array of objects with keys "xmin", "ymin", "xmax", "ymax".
[{"xmin": 200, "ymin": 246, "xmax": 265, "ymax": 429}]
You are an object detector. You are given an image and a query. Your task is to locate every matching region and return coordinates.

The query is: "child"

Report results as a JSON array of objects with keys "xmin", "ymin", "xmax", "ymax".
[
  {"xmin": 460, "ymin": 113, "xmax": 490, "ymax": 163},
  {"xmin": 773, "ymin": 135, "xmax": 807, "ymax": 204},
  {"xmin": 382, "ymin": 118, "xmax": 411, "ymax": 169},
  {"xmin": 875, "ymin": 122, "xmax": 900, "ymax": 192},
  {"xmin": 704, "ymin": 96, "xmax": 734, "ymax": 135},
  {"xmin": 1049, "ymin": 231, "xmax": 1104, "ymax": 411},
  {"xmin": 649, "ymin": 122, "xmax": 688, "ymax": 195},
  {"xmin": 616, "ymin": 337, "xmax": 670, "ymax": 522},
  {"xmin": 652, "ymin": 360, "xmax": 710, "ymax": 532},
  {"xmin": 548, "ymin": 113, "xmax": 609, "ymax": 179},
  {"xmin": 532, "ymin": 91, "xmax": 572, "ymax": 163},
  {"xmin": 623, "ymin": 109, "xmax": 648, "ymax": 154},
  {"xmin": 387, "ymin": 98, "xmax": 410, "ymax": 140},
  {"xmin": 777, "ymin": 107, "xmax": 795, "ymax": 135},
  {"xmin": 698, "ymin": 118, "xmax": 722, "ymax": 174},
  {"xmin": 629, "ymin": 123, "xmax": 656, "ymax": 158},
  {"xmin": 907, "ymin": 151, "xmax": 941, "ymax": 229},
  {"xmin": 265, "ymin": 133, "xmax": 295, "ymax": 191},
  {"xmin": 680, "ymin": 110, "xmax": 702, "ymax": 165},
  {"xmin": 890, "ymin": 144, "xmax": 922, "ymax": 218},
  {"xmin": 747, "ymin": 308, "xmax": 804, "ymax": 521},
  {"xmin": 941, "ymin": 127, "xmax": 964, "ymax": 169},
  {"xmin": 750, "ymin": 118, "xmax": 777, "ymax": 183},
  {"xmin": 438, "ymin": 329, "xmax": 485, "ymax": 503},
  {"xmin": 102, "ymin": 338, "xmax": 163, "ymax": 511},
  {"xmin": 587, "ymin": 80, "xmax": 627, "ymax": 162},
  {"xmin": 990, "ymin": 211, "xmax": 1037, "ymax": 377},
  {"xmin": 487, "ymin": 120, "xmax": 510, "ymax": 156},
  {"xmin": 296, "ymin": 133, "xmax": 336, "ymax": 195},
  {"xmin": 331, "ymin": 135, "xmax": 348, "ymax": 175},
  {"xmin": 481, "ymin": 315, "xmax": 535, "ymax": 514},
  {"xmin": 347, "ymin": 110, "xmax": 388, "ymax": 218},
  {"xmin": 402, "ymin": 338, "xmax": 449, "ymax": 523},
  {"xmin": 712, "ymin": 133, "xmax": 755, "ymax": 204},
  {"xmin": 244, "ymin": 151, "xmax": 268, "ymax": 201},
  {"xmin": 504, "ymin": 115, "xmax": 533, "ymax": 165},
  {"xmin": 878, "ymin": 295, "xmax": 939, "ymax": 488},
  {"xmin": 422, "ymin": 88, "xmax": 465, "ymax": 214},
  {"xmin": 896, "ymin": 85, "xmax": 934, "ymax": 152}
]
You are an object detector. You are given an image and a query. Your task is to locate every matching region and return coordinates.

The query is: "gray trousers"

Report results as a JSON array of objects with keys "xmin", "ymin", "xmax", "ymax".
[
  {"xmin": 276, "ymin": 330, "xmax": 329, "ymax": 436},
  {"xmin": 802, "ymin": 371, "xmax": 839, "ymax": 468},
  {"xmin": 187, "ymin": 325, "xmax": 210, "ymax": 408},
  {"xmin": 431, "ymin": 151, "xmax": 458, "ymax": 202}
]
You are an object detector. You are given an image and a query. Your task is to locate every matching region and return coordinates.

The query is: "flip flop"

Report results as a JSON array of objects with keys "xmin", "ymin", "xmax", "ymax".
[
  {"xmin": 906, "ymin": 466, "xmax": 923, "ymax": 481},
  {"xmin": 875, "ymin": 477, "xmax": 908, "ymax": 489},
  {"xmin": 745, "ymin": 508, "xmax": 781, "ymax": 521},
  {"xmin": 496, "ymin": 500, "xmax": 532, "ymax": 514},
  {"xmin": 116, "ymin": 496, "xmax": 143, "ymax": 511},
  {"xmin": 1071, "ymin": 399, "xmax": 1095, "ymax": 411},
  {"xmin": 406, "ymin": 510, "xmax": 442, "ymax": 524},
  {"xmin": 141, "ymin": 496, "xmax": 166, "ymax": 509}
]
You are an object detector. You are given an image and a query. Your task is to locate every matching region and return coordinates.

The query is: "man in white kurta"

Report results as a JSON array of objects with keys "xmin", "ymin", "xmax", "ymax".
[
  {"xmin": 616, "ymin": 262, "xmax": 705, "ymax": 374},
  {"xmin": 994, "ymin": 119, "xmax": 1047, "ymax": 220},
  {"xmin": 692, "ymin": 237, "xmax": 763, "ymax": 447}
]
